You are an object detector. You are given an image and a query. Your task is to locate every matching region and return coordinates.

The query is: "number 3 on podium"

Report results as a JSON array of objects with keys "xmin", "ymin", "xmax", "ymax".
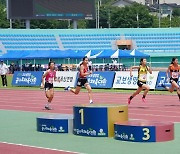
[
  {"xmin": 79, "ymin": 109, "xmax": 84, "ymax": 125},
  {"xmin": 142, "ymin": 128, "xmax": 150, "ymax": 141}
]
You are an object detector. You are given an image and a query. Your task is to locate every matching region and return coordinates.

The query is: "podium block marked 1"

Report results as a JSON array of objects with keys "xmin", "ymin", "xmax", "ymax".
[{"xmin": 73, "ymin": 104, "xmax": 128, "ymax": 137}]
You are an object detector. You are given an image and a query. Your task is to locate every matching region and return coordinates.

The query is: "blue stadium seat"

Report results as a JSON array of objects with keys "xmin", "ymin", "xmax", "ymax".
[{"xmin": 0, "ymin": 28, "xmax": 180, "ymax": 52}]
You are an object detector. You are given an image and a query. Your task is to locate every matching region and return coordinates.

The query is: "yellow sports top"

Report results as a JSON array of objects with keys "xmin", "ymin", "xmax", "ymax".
[{"xmin": 138, "ymin": 65, "xmax": 148, "ymax": 82}]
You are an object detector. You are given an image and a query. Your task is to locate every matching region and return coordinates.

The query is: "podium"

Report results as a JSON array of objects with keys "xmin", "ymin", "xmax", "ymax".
[
  {"xmin": 114, "ymin": 120, "xmax": 174, "ymax": 142},
  {"xmin": 73, "ymin": 104, "xmax": 128, "ymax": 137},
  {"xmin": 37, "ymin": 114, "xmax": 73, "ymax": 133}
]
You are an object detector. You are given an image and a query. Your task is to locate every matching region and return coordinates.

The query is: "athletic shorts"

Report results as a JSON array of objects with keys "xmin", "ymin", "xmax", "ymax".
[
  {"xmin": 137, "ymin": 80, "xmax": 146, "ymax": 87},
  {"xmin": 44, "ymin": 82, "xmax": 53, "ymax": 91},
  {"xmin": 170, "ymin": 77, "xmax": 178, "ymax": 84},
  {"xmin": 77, "ymin": 78, "xmax": 88, "ymax": 87}
]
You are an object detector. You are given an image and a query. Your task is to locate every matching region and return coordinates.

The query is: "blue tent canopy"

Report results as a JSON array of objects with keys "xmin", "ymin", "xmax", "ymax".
[
  {"xmin": 0, "ymin": 50, "xmax": 31, "ymax": 59},
  {"xmin": 95, "ymin": 49, "xmax": 132, "ymax": 58},
  {"xmin": 0, "ymin": 49, "xmax": 78, "ymax": 59},
  {"xmin": 69, "ymin": 50, "xmax": 89, "ymax": 58},
  {"xmin": 128, "ymin": 49, "xmax": 149, "ymax": 58},
  {"xmin": 86, "ymin": 49, "xmax": 104, "ymax": 58},
  {"xmin": 24, "ymin": 50, "xmax": 74, "ymax": 59},
  {"xmin": 24, "ymin": 50, "xmax": 50, "ymax": 59},
  {"xmin": 110, "ymin": 49, "xmax": 132, "ymax": 58},
  {"xmin": 0, "ymin": 49, "xmax": 149, "ymax": 60},
  {"xmin": 95, "ymin": 49, "xmax": 115, "ymax": 58}
]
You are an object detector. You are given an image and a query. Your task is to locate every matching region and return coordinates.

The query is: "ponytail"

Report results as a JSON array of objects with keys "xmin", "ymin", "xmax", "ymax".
[
  {"xmin": 139, "ymin": 58, "xmax": 144, "ymax": 66},
  {"xmin": 171, "ymin": 57, "xmax": 177, "ymax": 64}
]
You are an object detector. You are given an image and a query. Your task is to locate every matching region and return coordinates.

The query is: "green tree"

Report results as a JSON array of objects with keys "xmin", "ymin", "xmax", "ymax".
[
  {"xmin": 152, "ymin": 15, "xmax": 180, "ymax": 28},
  {"xmin": 0, "ymin": 2, "xmax": 9, "ymax": 28},
  {"xmin": 86, "ymin": 4, "xmax": 113, "ymax": 28},
  {"xmin": 0, "ymin": 0, "xmax": 6, "ymax": 5},
  {"xmin": 78, "ymin": 20, "xmax": 88, "ymax": 29},
  {"xmin": 172, "ymin": 8, "xmax": 180, "ymax": 17},
  {"xmin": 30, "ymin": 20, "xmax": 68, "ymax": 29},
  {"xmin": 99, "ymin": 5, "xmax": 109, "ymax": 28},
  {"xmin": 110, "ymin": 3, "xmax": 154, "ymax": 28}
]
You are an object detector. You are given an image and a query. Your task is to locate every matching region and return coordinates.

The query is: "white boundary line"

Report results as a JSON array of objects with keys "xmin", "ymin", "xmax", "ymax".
[{"xmin": 0, "ymin": 141, "xmax": 85, "ymax": 154}]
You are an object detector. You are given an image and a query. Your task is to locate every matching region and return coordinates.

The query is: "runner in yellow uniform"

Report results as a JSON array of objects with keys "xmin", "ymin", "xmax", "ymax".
[{"xmin": 128, "ymin": 58, "xmax": 152, "ymax": 104}]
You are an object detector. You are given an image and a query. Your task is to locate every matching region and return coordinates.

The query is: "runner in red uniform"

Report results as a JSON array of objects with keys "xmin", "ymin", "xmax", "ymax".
[
  {"xmin": 41, "ymin": 61, "xmax": 59, "ymax": 110},
  {"xmin": 64, "ymin": 56, "xmax": 93, "ymax": 104}
]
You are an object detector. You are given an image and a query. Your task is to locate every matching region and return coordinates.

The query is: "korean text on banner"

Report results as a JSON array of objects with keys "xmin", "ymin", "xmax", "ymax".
[
  {"xmin": 12, "ymin": 71, "xmax": 43, "ymax": 86},
  {"xmin": 87, "ymin": 71, "xmax": 115, "ymax": 88},
  {"xmin": 113, "ymin": 71, "xmax": 159, "ymax": 89},
  {"xmin": 155, "ymin": 71, "xmax": 180, "ymax": 90},
  {"xmin": 53, "ymin": 71, "xmax": 78, "ymax": 87}
]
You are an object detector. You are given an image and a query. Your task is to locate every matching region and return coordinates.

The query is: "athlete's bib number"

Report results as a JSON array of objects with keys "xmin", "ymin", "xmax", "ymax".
[
  {"xmin": 172, "ymin": 72, "xmax": 178, "ymax": 78},
  {"xmin": 142, "ymin": 128, "xmax": 150, "ymax": 141},
  {"xmin": 139, "ymin": 74, "xmax": 147, "ymax": 81},
  {"xmin": 48, "ymin": 78, "xmax": 53, "ymax": 84}
]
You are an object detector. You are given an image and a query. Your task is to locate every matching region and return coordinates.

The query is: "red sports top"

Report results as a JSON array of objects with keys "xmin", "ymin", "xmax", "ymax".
[
  {"xmin": 45, "ymin": 70, "xmax": 56, "ymax": 83},
  {"xmin": 79, "ymin": 66, "xmax": 88, "ymax": 78}
]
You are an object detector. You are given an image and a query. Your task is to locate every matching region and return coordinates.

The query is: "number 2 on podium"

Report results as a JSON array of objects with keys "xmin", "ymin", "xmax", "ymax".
[{"xmin": 79, "ymin": 109, "xmax": 84, "ymax": 125}]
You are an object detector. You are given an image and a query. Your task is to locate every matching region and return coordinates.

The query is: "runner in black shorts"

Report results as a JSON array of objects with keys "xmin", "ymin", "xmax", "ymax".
[
  {"xmin": 64, "ymin": 56, "xmax": 93, "ymax": 104},
  {"xmin": 128, "ymin": 58, "xmax": 152, "ymax": 104},
  {"xmin": 159, "ymin": 57, "xmax": 180, "ymax": 101},
  {"xmin": 77, "ymin": 78, "xmax": 88, "ymax": 87},
  {"xmin": 137, "ymin": 80, "xmax": 146, "ymax": 87},
  {"xmin": 44, "ymin": 82, "xmax": 53, "ymax": 91},
  {"xmin": 41, "ymin": 61, "xmax": 59, "ymax": 110}
]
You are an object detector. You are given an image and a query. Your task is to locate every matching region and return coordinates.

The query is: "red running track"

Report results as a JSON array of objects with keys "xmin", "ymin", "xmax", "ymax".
[
  {"xmin": 0, "ymin": 89, "xmax": 180, "ymax": 153},
  {"xmin": 0, "ymin": 89, "xmax": 180, "ymax": 122}
]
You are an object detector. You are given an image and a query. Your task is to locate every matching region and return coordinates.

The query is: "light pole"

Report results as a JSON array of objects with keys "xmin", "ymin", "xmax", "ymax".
[
  {"xmin": 108, "ymin": 9, "xmax": 111, "ymax": 28},
  {"xmin": 170, "ymin": 9, "xmax": 172, "ymax": 28},
  {"xmin": 137, "ymin": 13, "xmax": 139, "ymax": 28},
  {"xmin": 96, "ymin": 0, "xmax": 101, "ymax": 29},
  {"xmin": 158, "ymin": 0, "xmax": 161, "ymax": 28}
]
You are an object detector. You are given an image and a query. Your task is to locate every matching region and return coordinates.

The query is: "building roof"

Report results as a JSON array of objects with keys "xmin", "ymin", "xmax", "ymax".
[
  {"xmin": 112, "ymin": 0, "xmax": 134, "ymax": 6},
  {"xmin": 152, "ymin": 3, "xmax": 180, "ymax": 9}
]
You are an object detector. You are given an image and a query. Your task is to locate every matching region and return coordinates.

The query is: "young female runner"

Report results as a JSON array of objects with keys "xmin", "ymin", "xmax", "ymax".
[
  {"xmin": 159, "ymin": 57, "xmax": 180, "ymax": 101},
  {"xmin": 64, "ymin": 56, "xmax": 93, "ymax": 104},
  {"xmin": 128, "ymin": 58, "xmax": 152, "ymax": 104},
  {"xmin": 41, "ymin": 61, "xmax": 59, "ymax": 110}
]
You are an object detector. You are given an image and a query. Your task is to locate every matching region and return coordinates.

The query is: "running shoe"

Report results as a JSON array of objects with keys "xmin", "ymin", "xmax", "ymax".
[
  {"xmin": 128, "ymin": 98, "xmax": 131, "ymax": 105},
  {"xmin": 89, "ymin": 101, "xmax": 93, "ymax": 104},
  {"xmin": 64, "ymin": 86, "xmax": 70, "ymax": 91},
  {"xmin": 142, "ymin": 98, "xmax": 146, "ymax": 103},
  {"xmin": 45, "ymin": 106, "xmax": 52, "ymax": 110}
]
